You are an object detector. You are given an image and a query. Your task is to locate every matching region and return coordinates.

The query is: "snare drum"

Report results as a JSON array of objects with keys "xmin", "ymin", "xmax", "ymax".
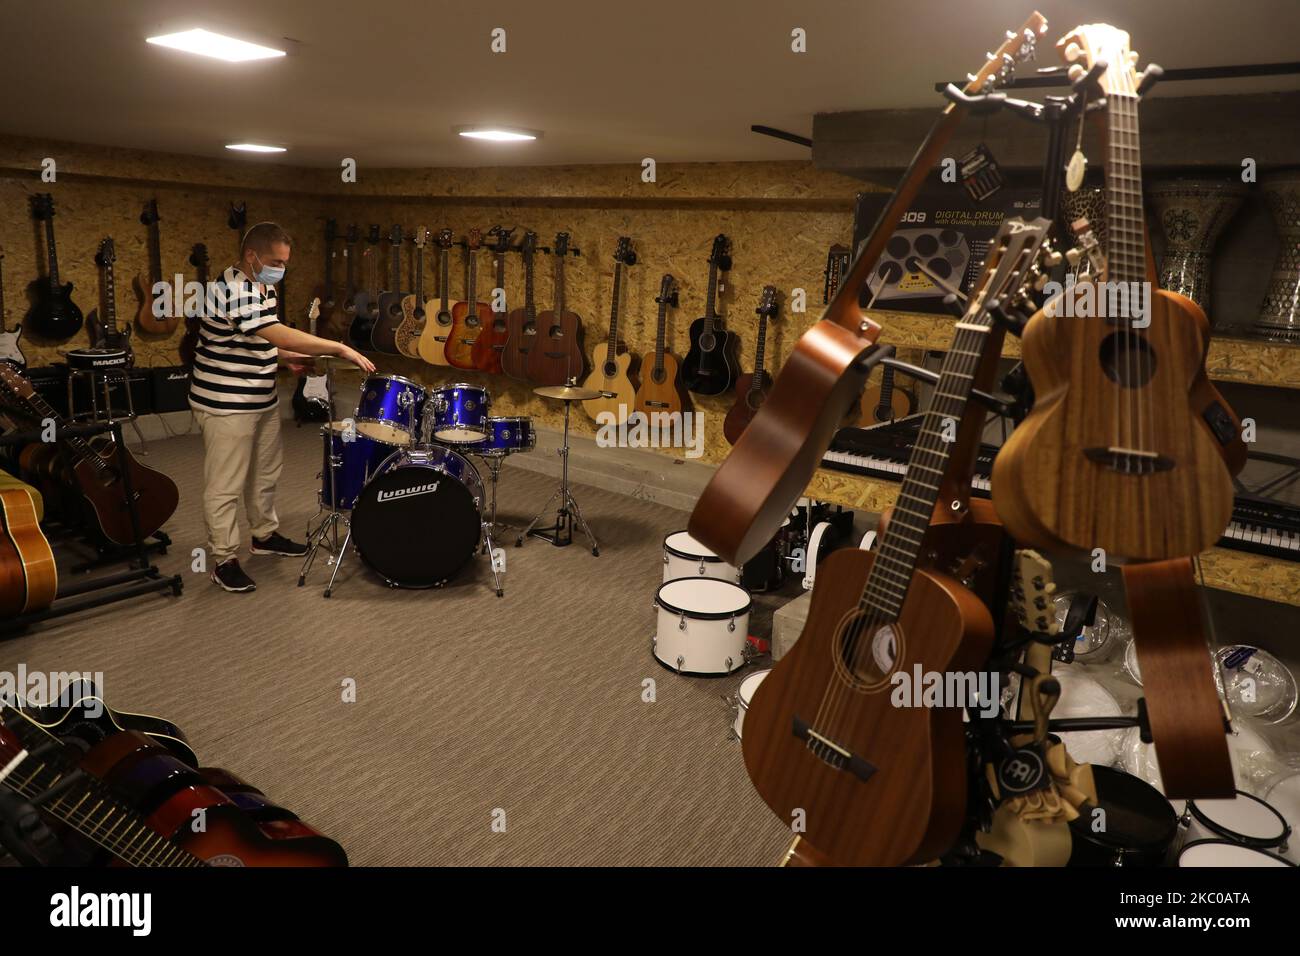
[
  {"xmin": 662, "ymin": 531, "xmax": 741, "ymax": 584},
  {"xmin": 1068, "ymin": 766, "xmax": 1178, "ymax": 867},
  {"xmin": 429, "ymin": 384, "xmax": 491, "ymax": 443},
  {"xmin": 733, "ymin": 668, "xmax": 771, "ymax": 740},
  {"xmin": 1052, "ymin": 671, "xmax": 1130, "ymax": 767},
  {"xmin": 470, "ymin": 416, "xmax": 535, "ymax": 456},
  {"xmin": 1176, "ymin": 840, "xmax": 1295, "ymax": 867},
  {"xmin": 1177, "ymin": 790, "xmax": 1292, "ymax": 851},
  {"xmin": 319, "ymin": 421, "xmax": 387, "ymax": 510},
  {"xmin": 355, "ymin": 373, "xmax": 426, "ymax": 446},
  {"xmin": 653, "ymin": 578, "xmax": 751, "ymax": 676}
]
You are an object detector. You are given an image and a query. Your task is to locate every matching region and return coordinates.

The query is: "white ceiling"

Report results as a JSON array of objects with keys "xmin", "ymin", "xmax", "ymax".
[{"xmin": 1, "ymin": 0, "xmax": 1297, "ymax": 168}]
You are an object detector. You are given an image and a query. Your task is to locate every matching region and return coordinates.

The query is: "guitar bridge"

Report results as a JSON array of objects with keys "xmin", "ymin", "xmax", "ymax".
[
  {"xmin": 792, "ymin": 716, "xmax": 876, "ymax": 782},
  {"xmin": 1084, "ymin": 446, "xmax": 1175, "ymax": 475}
]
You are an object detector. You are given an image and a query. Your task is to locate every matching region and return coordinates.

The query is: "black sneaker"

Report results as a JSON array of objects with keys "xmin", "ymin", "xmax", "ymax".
[
  {"xmin": 212, "ymin": 558, "xmax": 256, "ymax": 592},
  {"xmin": 250, "ymin": 532, "xmax": 308, "ymax": 557}
]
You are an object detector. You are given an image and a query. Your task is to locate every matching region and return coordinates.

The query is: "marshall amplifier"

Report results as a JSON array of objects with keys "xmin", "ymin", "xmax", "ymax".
[
  {"xmin": 69, "ymin": 367, "xmax": 154, "ymax": 418},
  {"xmin": 151, "ymin": 365, "xmax": 192, "ymax": 413}
]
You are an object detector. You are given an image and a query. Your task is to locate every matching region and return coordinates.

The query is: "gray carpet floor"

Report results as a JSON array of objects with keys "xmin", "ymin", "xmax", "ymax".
[{"xmin": 1, "ymin": 420, "xmax": 793, "ymax": 865}]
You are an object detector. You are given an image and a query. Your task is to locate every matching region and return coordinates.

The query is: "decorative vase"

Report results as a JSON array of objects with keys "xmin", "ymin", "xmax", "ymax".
[
  {"xmin": 1255, "ymin": 170, "xmax": 1300, "ymax": 342},
  {"xmin": 1147, "ymin": 179, "xmax": 1245, "ymax": 317}
]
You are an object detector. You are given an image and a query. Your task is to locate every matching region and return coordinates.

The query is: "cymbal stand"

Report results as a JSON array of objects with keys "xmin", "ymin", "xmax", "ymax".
[
  {"xmin": 477, "ymin": 453, "xmax": 508, "ymax": 540},
  {"xmin": 299, "ymin": 359, "xmax": 351, "ymax": 597},
  {"xmin": 516, "ymin": 393, "xmax": 599, "ymax": 556}
]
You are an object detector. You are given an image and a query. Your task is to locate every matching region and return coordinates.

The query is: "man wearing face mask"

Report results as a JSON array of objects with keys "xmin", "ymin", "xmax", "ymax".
[{"xmin": 190, "ymin": 222, "xmax": 376, "ymax": 592}]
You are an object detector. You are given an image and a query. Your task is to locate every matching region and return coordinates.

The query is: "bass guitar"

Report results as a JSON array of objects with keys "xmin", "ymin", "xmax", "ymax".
[
  {"xmin": 394, "ymin": 227, "xmax": 430, "ymax": 359},
  {"xmin": 502, "ymin": 230, "xmax": 539, "ymax": 380},
  {"xmin": 526, "ymin": 232, "xmax": 585, "ymax": 386},
  {"xmin": 416, "ymin": 228, "xmax": 456, "ymax": 366},
  {"xmin": 723, "ymin": 285, "xmax": 778, "ymax": 445},
  {"xmin": 740, "ymin": 217, "xmax": 1050, "ymax": 866},
  {"xmin": 445, "ymin": 228, "xmax": 484, "ymax": 370},
  {"xmin": 0, "ymin": 247, "xmax": 26, "ymax": 368},
  {"xmin": 472, "ymin": 226, "xmax": 513, "ymax": 374},
  {"xmin": 680, "ymin": 234, "xmax": 739, "ymax": 395},
  {"xmin": 347, "ymin": 225, "xmax": 382, "ymax": 348},
  {"xmin": 0, "ymin": 484, "xmax": 56, "ymax": 616},
  {"xmin": 132, "ymin": 199, "xmax": 179, "ymax": 335},
  {"xmin": 291, "ymin": 298, "xmax": 329, "ymax": 423},
  {"xmin": 371, "ymin": 225, "xmax": 406, "ymax": 354},
  {"xmin": 24, "ymin": 194, "xmax": 84, "ymax": 340},
  {"xmin": 178, "ymin": 243, "xmax": 208, "ymax": 369},
  {"xmin": 991, "ymin": 23, "xmax": 1234, "ymax": 562},
  {"xmin": 688, "ymin": 13, "xmax": 1049, "ymax": 566},
  {"xmin": 633, "ymin": 273, "xmax": 688, "ymax": 420},
  {"xmin": 582, "ymin": 236, "xmax": 639, "ymax": 423}
]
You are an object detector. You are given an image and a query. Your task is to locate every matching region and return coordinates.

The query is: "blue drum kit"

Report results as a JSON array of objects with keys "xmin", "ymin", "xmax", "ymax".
[{"xmin": 299, "ymin": 370, "xmax": 536, "ymax": 598}]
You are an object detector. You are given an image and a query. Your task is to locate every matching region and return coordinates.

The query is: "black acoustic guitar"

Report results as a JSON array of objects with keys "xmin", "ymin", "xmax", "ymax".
[
  {"xmin": 24, "ymin": 194, "xmax": 84, "ymax": 339},
  {"xmin": 680, "ymin": 234, "xmax": 739, "ymax": 395}
]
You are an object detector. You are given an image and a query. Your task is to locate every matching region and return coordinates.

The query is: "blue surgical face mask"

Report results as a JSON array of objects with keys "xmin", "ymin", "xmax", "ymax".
[{"xmin": 252, "ymin": 254, "xmax": 285, "ymax": 286}]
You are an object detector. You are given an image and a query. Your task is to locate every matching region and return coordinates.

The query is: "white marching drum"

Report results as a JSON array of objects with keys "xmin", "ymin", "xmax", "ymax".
[
  {"xmin": 1176, "ymin": 840, "xmax": 1294, "ymax": 867},
  {"xmin": 662, "ymin": 531, "xmax": 741, "ymax": 584},
  {"xmin": 732, "ymin": 668, "xmax": 771, "ymax": 740},
  {"xmin": 1175, "ymin": 790, "xmax": 1292, "ymax": 853},
  {"xmin": 653, "ymin": 578, "xmax": 751, "ymax": 676}
]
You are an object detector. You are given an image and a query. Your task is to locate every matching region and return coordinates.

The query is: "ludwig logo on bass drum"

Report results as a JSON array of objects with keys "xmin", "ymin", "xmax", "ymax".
[{"xmin": 377, "ymin": 482, "xmax": 440, "ymax": 503}]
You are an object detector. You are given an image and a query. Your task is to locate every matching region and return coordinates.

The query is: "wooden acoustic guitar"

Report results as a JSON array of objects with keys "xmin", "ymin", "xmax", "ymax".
[
  {"xmin": 526, "ymin": 232, "xmax": 586, "ymax": 386},
  {"xmin": 0, "ymin": 484, "xmax": 56, "ymax": 616},
  {"xmin": 445, "ymin": 228, "xmax": 484, "ymax": 370},
  {"xmin": 582, "ymin": 236, "xmax": 639, "ymax": 423},
  {"xmin": 680, "ymin": 234, "xmax": 739, "ymax": 395},
  {"xmin": 739, "ymin": 217, "xmax": 1050, "ymax": 866},
  {"xmin": 857, "ymin": 365, "xmax": 916, "ymax": 425},
  {"xmin": 472, "ymin": 226, "xmax": 513, "ymax": 374},
  {"xmin": 501, "ymin": 230, "xmax": 540, "ymax": 380},
  {"xmin": 372, "ymin": 225, "xmax": 406, "ymax": 354},
  {"xmin": 723, "ymin": 285, "xmax": 778, "ymax": 445},
  {"xmin": 395, "ymin": 227, "xmax": 430, "ymax": 359},
  {"xmin": 132, "ymin": 199, "xmax": 179, "ymax": 335},
  {"xmin": 688, "ymin": 13, "xmax": 1050, "ymax": 566},
  {"xmin": 416, "ymin": 228, "xmax": 456, "ymax": 366},
  {"xmin": 633, "ymin": 273, "xmax": 687, "ymax": 420},
  {"xmin": 991, "ymin": 23, "xmax": 1234, "ymax": 563}
]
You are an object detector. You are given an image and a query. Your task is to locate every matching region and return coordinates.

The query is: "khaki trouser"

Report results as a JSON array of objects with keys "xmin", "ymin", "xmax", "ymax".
[{"xmin": 194, "ymin": 407, "xmax": 283, "ymax": 563}]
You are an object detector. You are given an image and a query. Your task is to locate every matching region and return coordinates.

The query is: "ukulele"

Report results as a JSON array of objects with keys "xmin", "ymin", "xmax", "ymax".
[
  {"xmin": 688, "ymin": 13, "xmax": 1049, "ymax": 567},
  {"xmin": 24, "ymin": 194, "xmax": 84, "ymax": 340},
  {"xmin": 526, "ymin": 232, "xmax": 586, "ymax": 386},
  {"xmin": 680, "ymin": 234, "xmax": 739, "ymax": 395},
  {"xmin": 991, "ymin": 23, "xmax": 1234, "ymax": 562},
  {"xmin": 501, "ymin": 231, "xmax": 540, "ymax": 380},
  {"xmin": 582, "ymin": 236, "xmax": 639, "ymax": 423},
  {"xmin": 739, "ymin": 217, "xmax": 1051, "ymax": 866},
  {"xmin": 0, "ymin": 248, "xmax": 26, "ymax": 367},
  {"xmin": 472, "ymin": 226, "xmax": 513, "ymax": 374},
  {"xmin": 310, "ymin": 218, "xmax": 340, "ymax": 337},
  {"xmin": 0, "ymin": 364, "xmax": 179, "ymax": 546},
  {"xmin": 858, "ymin": 365, "xmax": 917, "ymax": 424},
  {"xmin": 633, "ymin": 274, "xmax": 688, "ymax": 420},
  {"xmin": 83, "ymin": 237, "xmax": 134, "ymax": 362},
  {"xmin": 178, "ymin": 243, "xmax": 208, "ymax": 369},
  {"xmin": 132, "ymin": 199, "xmax": 178, "ymax": 335},
  {"xmin": 0, "ymin": 484, "xmax": 56, "ymax": 616},
  {"xmin": 371, "ymin": 225, "xmax": 406, "ymax": 354},
  {"xmin": 417, "ymin": 228, "xmax": 456, "ymax": 366},
  {"xmin": 394, "ymin": 227, "xmax": 430, "ymax": 359},
  {"xmin": 291, "ymin": 298, "xmax": 329, "ymax": 423},
  {"xmin": 347, "ymin": 225, "xmax": 382, "ymax": 348},
  {"xmin": 723, "ymin": 285, "xmax": 779, "ymax": 445},
  {"xmin": 445, "ymin": 228, "xmax": 484, "ymax": 370}
]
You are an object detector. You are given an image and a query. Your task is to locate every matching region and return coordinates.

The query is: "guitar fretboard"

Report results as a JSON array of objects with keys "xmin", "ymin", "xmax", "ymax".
[{"xmin": 1103, "ymin": 92, "xmax": 1146, "ymax": 299}]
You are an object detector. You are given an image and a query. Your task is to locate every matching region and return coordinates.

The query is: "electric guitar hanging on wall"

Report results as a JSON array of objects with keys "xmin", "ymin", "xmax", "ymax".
[
  {"xmin": 502, "ymin": 230, "xmax": 539, "ymax": 380},
  {"xmin": 680, "ymin": 234, "xmax": 739, "ymax": 395},
  {"xmin": 472, "ymin": 226, "xmax": 513, "ymax": 374},
  {"xmin": 445, "ymin": 229, "xmax": 484, "ymax": 371},
  {"xmin": 527, "ymin": 232, "xmax": 586, "ymax": 386},
  {"xmin": 723, "ymin": 285, "xmax": 779, "ymax": 445},
  {"xmin": 24, "ymin": 194, "xmax": 84, "ymax": 340},
  {"xmin": 341, "ymin": 224, "xmax": 360, "ymax": 320},
  {"xmin": 81, "ymin": 237, "xmax": 134, "ymax": 364},
  {"xmin": 347, "ymin": 225, "xmax": 382, "ymax": 349},
  {"xmin": 0, "ymin": 248, "xmax": 26, "ymax": 367},
  {"xmin": 395, "ymin": 227, "xmax": 430, "ymax": 359},
  {"xmin": 371, "ymin": 225, "xmax": 407, "ymax": 354},
  {"xmin": 582, "ymin": 236, "xmax": 639, "ymax": 423},
  {"xmin": 133, "ymin": 199, "xmax": 179, "ymax": 335},
  {"xmin": 417, "ymin": 228, "xmax": 456, "ymax": 366},
  {"xmin": 633, "ymin": 273, "xmax": 687, "ymax": 420}
]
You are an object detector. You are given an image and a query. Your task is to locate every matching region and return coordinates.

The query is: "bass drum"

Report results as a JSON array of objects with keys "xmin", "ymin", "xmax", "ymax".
[{"xmin": 351, "ymin": 447, "xmax": 484, "ymax": 588}]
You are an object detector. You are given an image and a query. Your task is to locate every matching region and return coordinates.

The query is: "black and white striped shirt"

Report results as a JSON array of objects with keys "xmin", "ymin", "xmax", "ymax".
[{"xmin": 189, "ymin": 266, "xmax": 281, "ymax": 414}]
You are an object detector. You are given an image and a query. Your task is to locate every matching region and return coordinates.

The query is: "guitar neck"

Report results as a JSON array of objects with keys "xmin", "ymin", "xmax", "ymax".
[
  {"xmin": 45, "ymin": 219, "xmax": 60, "ymax": 287},
  {"xmin": 345, "ymin": 244, "xmax": 356, "ymax": 298},
  {"xmin": 440, "ymin": 248, "xmax": 450, "ymax": 311},
  {"xmin": 523, "ymin": 251, "xmax": 536, "ymax": 320},
  {"xmin": 654, "ymin": 300, "xmax": 668, "ymax": 374},
  {"xmin": 102, "ymin": 259, "xmax": 119, "ymax": 335},
  {"xmin": 703, "ymin": 261, "xmax": 719, "ymax": 331},
  {"xmin": 1103, "ymin": 93, "xmax": 1146, "ymax": 293},
  {"xmin": 467, "ymin": 250, "xmax": 478, "ymax": 314},
  {"xmin": 147, "ymin": 217, "xmax": 162, "ymax": 285},
  {"xmin": 390, "ymin": 241, "xmax": 402, "ymax": 289},
  {"xmin": 607, "ymin": 262, "xmax": 623, "ymax": 350},
  {"xmin": 413, "ymin": 247, "xmax": 424, "ymax": 302},
  {"xmin": 554, "ymin": 255, "xmax": 566, "ymax": 315},
  {"xmin": 750, "ymin": 313, "xmax": 768, "ymax": 392}
]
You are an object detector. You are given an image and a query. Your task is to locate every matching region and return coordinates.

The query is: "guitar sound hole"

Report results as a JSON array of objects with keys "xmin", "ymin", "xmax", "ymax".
[
  {"xmin": 698, "ymin": 333, "xmax": 716, "ymax": 352},
  {"xmin": 652, "ymin": 368, "xmax": 667, "ymax": 385},
  {"xmin": 1099, "ymin": 332, "xmax": 1156, "ymax": 388},
  {"xmin": 832, "ymin": 610, "xmax": 901, "ymax": 691},
  {"xmin": 523, "ymin": 322, "xmax": 537, "ymax": 334},
  {"xmin": 603, "ymin": 362, "xmax": 617, "ymax": 378},
  {"xmin": 437, "ymin": 312, "xmax": 451, "ymax": 326}
]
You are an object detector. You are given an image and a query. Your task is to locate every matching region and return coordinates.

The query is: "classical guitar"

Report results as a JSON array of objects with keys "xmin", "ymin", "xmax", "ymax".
[
  {"xmin": 417, "ymin": 228, "xmax": 456, "ymax": 366},
  {"xmin": 633, "ymin": 273, "xmax": 688, "ymax": 420},
  {"xmin": 394, "ymin": 227, "xmax": 430, "ymax": 359},
  {"xmin": 680, "ymin": 234, "xmax": 739, "ymax": 395},
  {"xmin": 347, "ymin": 225, "xmax": 382, "ymax": 348},
  {"xmin": 0, "ymin": 485, "xmax": 56, "ymax": 616},
  {"xmin": 24, "ymin": 193, "xmax": 84, "ymax": 340},
  {"xmin": 582, "ymin": 236, "xmax": 639, "ymax": 423},
  {"xmin": 310, "ymin": 218, "xmax": 340, "ymax": 338},
  {"xmin": 178, "ymin": 243, "xmax": 208, "ymax": 369},
  {"xmin": 526, "ymin": 232, "xmax": 585, "ymax": 386},
  {"xmin": 445, "ymin": 228, "xmax": 485, "ymax": 370},
  {"xmin": 502, "ymin": 230, "xmax": 540, "ymax": 380},
  {"xmin": 472, "ymin": 226, "xmax": 513, "ymax": 374},
  {"xmin": 132, "ymin": 199, "xmax": 178, "ymax": 335},
  {"xmin": 991, "ymin": 24, "xmax": 1234, "ymax": 562},
  {"xmin": 0, "ymin": 364, "xmax": 179, "ymax": 545},
  {"xmin": 81, "ymin": 237, "xmax": 134, "ymax": 363},
  {"xmin": 0, "ymin": 247, "xmax": 26, "ymax": 368},
  {"xmin": 739, "ymin": 217, "xmax": 1051, "ymax": 866},
  {"xmin": 291, "ymin": 298, "xmax": 329, "ymax": 423},
  {"xmin": 688, "ymin": 13, "xmax": 1049, "ymax": 566},
  {"xmin": 371, "ymin": 225, "xmax": 406, "ymax": 354},
  {"xmin": 723, "ymin": 285, "xmax": 778, "ymax": 445}
]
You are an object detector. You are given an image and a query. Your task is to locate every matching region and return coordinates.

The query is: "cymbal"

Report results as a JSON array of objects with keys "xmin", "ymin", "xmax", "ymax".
[{"xmin": 533, "ymin": 383, "xmax": 602, "ymax": 402}]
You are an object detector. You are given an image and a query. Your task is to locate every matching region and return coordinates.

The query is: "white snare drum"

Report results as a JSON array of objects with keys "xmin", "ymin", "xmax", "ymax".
[
  {"xmin": 1177, "ymin": 790, "xmax": 1292, "ymax": 852},
  {"xmin": 732, "ymin": 668, "xmax": 771, "ymax": 740},
  {"xmin": 662, "ymin": 531, "xmax": 741, "ymax": 584},
  {"xmin": 1177, "ymin": 840, "xmax": 1294, "ymax": 867},
  {"xmin": 653, "ymin": 578, "xmax": 751, "ymax": 676},
  {"xmin": 1052, "ymin": 671, "xmax": 1129, "ymax": 767}
]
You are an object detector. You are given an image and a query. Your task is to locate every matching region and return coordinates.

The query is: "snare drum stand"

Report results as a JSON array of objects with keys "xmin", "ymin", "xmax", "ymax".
[
  {"xmin": 299, "ymin": 360, "xmax": 352, "ymax": 597},
  {"xmin": 516, "ymin": 393, "xmax": 599, "ymax": 556}
]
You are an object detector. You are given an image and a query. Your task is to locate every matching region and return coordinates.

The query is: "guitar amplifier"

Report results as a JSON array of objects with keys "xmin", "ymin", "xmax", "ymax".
[
  {"xmin": 151, "ymin": 365, "xmax": 192, "ymax": 413},
  {"xmin": 69, "ymin": 368, "xmax": 154, "ymax": 417}
]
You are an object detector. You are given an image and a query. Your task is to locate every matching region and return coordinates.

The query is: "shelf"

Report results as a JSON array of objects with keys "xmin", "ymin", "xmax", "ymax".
[
  {"xmin": 805, "ymin": 467, "xmax": 1300, "ymax": 608},
  {"xmin": 866, "ymin": 309, "xmax": 1300, "ymax": 390}
]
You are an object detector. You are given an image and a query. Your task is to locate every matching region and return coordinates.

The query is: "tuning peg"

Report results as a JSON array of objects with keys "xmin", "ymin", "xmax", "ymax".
[
  {"xmin": 1068, "ymin": 64, "xmax": 1086, "ymax": 83},
  {"xmin": 1043, "ymin": 249, "xmax": 1064, "ymax": 268},
  {"xmin": 1137, "ymin": 64, "xmax": 1164, "ymax": 96},
  {"xmin": 1128, "ymin": 50, "xmax": 1140, "ymax": 68},
  {"xmin": 1065, "ymin": 247, "xmax": 1083, "ymax": 268},
  {"xmin": 1063, "ymin": 41, "xmax": 1083, "ymax": 62}
]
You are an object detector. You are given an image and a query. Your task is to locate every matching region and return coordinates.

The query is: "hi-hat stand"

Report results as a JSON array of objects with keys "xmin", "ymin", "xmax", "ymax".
[{"xmin": 298, "ymin": 358, "xmax": 351, "ymax": 597}]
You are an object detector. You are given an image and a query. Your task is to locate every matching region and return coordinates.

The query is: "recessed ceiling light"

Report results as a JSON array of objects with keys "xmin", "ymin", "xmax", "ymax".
[
  {"xmin": 147, "ymin": 29, "xmax": 286, "ymax": 62},
  {"xmin": 455, "ymin": 126, "xmax": 541, "ymax": 143},
  {"xmin": 225, "ymin": 143, "xmax": 287, "ymax": 154}
]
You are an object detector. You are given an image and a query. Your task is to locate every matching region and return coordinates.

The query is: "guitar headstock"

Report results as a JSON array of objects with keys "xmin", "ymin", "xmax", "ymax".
[
  {"xmin": 140, "ymin": 199, "xmax": 160, "ymax": 226},
  {"xmin": 366, "ymin": 225, "xmax": 381, "ymax": 244},
  {"xmin": 1011, "ymin": 549, "xmax": 1060, "ymax": 638},
  {"xmin": 413, "ymin": 227, "xmax": 429, "ymax": 249},
  {"xmin": 466, "ymin": 228, "xmax": 483, "ymax": 251},
  {"xmin": 346, "ymin": 224, "xmax": 360, "ymax": 245},
  {"xmin": 0, "ymin": 360, "xmax": 32, "ymax": 399},
  {"xmin": 437, "ymin": 228, "xmax": 454, "ymax": 250},
  {"xmin": 655, "ymin": 273, "xmax": 678, "ymax": 306},
  {"xmin": 95, "ymin": 237, "xmax": 117, "ymax": 268},
  {"xmin": 1058, "ymin": 22, "xmax": 1141, "ymax": 96},
  {"xmin": 307, "ymin": 297, "xmax": 321, "ymax": 322},
  {"xmin": 520, "ymin": 230, "xmax": 538, "ymax": 256},
  {"xmin": 613, "ymin": 236, "xmax": 635, "ymax": 266},
  {"xmin": 189, "ymin": 242, "xmax": 208, "ymax": 267},
  {"xmin": 30, "ymin": 194, "xmax": 54, "ymax": 220},
  {"xmin": 964, "ymin": 12, "xmax": 1050, "ymax": 94},
  {"xmin": 708, "ymin": 234, "xmax": 732, "ymax": 271},
  {"xmin": 970, "ymin": 217, "xmax": 1053, "ymax": 318},
  {"xmin": 325, "ymin": 219, "xmax": 338, "ymax": 243},
  {"xmin": 757, "ymin": 284, "xmax": 779, "ymax": 317},
  {"xmin": 388, "ymin": 225, "xmax": 403, "ymax": 246},
  {"xmin": 489, "ymin": 225, "xmax": 515, "ymax": 253},
  {"xmin": 553, "ymin": 232, "xmax": 571, "ymax": 257},
  {"xmin": 227, "ymin": 202, "xmax": 247, "ymax": 233}
]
